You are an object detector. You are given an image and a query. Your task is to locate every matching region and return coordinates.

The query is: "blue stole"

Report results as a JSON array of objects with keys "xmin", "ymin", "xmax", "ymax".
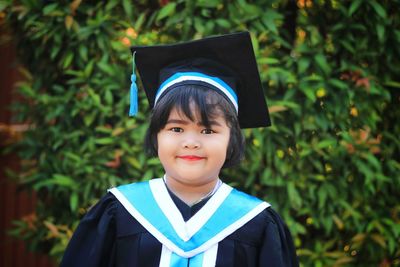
[{"xmin": 108, "ymin": 178, "xmax": 270, "ymax": 267}]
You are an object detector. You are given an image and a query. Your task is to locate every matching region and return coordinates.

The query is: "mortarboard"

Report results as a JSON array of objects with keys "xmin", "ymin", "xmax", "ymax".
[{"xmin": 130, "ymin": 31, "xmax": 271, "ymax": 128}]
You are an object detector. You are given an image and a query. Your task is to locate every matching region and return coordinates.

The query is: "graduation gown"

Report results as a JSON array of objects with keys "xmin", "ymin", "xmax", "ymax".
[{"xmin": 60, "ymin": 180, "xmax": 298, "ymax": 267}]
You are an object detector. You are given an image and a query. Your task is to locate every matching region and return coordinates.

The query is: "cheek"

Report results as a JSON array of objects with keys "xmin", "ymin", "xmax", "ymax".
[
  {"xmin": 157, "ymin": 133, "xmax": 175, "ymax": 156},
  {"xmin": 210, "ymin": 134, "xmax": 230, "ymax": 156}
]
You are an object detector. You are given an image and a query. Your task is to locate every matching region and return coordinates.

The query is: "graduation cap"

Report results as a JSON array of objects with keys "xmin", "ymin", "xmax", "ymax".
[{"xmin": 129, "ymin": 31, "xmax": 271, "ymax": 128}]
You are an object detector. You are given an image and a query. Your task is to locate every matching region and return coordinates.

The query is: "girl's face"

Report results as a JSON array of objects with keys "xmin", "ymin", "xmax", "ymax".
[{"xmin": 157, "ymin": 106, "xmax": 230, "ymax": 188}]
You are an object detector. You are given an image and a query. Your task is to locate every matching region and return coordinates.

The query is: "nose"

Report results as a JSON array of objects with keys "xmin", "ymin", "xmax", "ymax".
[{"xmin": 182, "ymin": 134, "xmax": 201, "ymax": 149}]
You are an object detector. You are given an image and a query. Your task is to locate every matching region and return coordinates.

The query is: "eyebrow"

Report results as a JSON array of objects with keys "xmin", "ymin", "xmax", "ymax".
[{"xmin": 166, "ymin": 119, "xmax": 222, "ymax": 127}]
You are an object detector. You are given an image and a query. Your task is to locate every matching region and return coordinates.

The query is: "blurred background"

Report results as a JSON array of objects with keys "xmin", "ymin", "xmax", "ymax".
[{"xmin": 0, "ymin": 0, "xmax": 399, "ymax": 266}]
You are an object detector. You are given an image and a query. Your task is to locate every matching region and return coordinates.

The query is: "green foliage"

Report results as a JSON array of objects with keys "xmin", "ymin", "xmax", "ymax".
[{"xmin": 3, "ymin": 0, "xmax": 400, "ymax": 266}]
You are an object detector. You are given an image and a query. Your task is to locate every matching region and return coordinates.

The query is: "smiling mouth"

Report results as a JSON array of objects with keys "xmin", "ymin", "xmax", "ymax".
[{"xmin": 177, "ymin": 155, "xmax": 206, "ymax": 161}]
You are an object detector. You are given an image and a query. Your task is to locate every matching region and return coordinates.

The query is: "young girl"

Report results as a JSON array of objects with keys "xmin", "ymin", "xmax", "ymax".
[{"xmin": 61, "ymin": 32, "xmax": 298, "ymax": 267}]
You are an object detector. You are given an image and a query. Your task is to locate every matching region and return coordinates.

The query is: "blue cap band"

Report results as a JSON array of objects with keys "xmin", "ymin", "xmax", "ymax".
[{"xmin": 155, "ymin": 72, "xmax": 239, "ymax": 113}]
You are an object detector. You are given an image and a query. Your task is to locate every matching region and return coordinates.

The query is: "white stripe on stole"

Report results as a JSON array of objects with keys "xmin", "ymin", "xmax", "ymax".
[
  {"xmin": 149, "ymin": 179, "xmax": 232, "ymax": 241},
  {"xmin": 159, "ymin": 244, "xmax": 218, "ymax": 267},
  {"xmin": 149, "ymin": 180, "xmax": 188, "ymax": 241},
  {"xmin": 202, "ymin": 243, "xmax": 218, "ymax": 267},
  {"xmin": 159, "ymin": 245, "xmax": 172, "ymax": 267}
]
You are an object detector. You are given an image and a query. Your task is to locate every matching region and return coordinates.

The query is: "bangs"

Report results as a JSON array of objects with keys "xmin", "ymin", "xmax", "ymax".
[{"xmin": 154, "ymin": 85, "xmax": 236, "ymax": 129}]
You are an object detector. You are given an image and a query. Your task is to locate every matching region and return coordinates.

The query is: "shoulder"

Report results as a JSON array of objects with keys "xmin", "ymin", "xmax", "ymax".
[
  {"xmin": 255, "ymin": 206, "xmax": 295, "ymax": 243},
  {"xmin": 259, "ymin": 206, "xmax": 288, "ymax": 226},
  {"xmin": 238, "ymin": 206, "xmax": 287, "ymax": 232},
  {"xmin": 84, "ymin": 192, "xmax": 119, "ymax": 218},
  {"xmin": 84, "ymin": 189, "xmax": 137, "ymax": 221},
  {"xmin": 225, "ymin": 188, "xmax": 292, "ymax": 239},
  {"xmin": 225, "ymin": 205, "xmax": 281, "ymax": 245}
]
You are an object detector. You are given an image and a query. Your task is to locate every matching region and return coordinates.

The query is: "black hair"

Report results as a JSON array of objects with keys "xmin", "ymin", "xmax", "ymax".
[{"xmin": 145, "ymin": 84, "xmax": 245, "ymax": 168}]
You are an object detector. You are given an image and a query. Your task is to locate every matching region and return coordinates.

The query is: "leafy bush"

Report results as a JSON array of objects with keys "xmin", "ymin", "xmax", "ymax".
[{"xmin": 2, "ymin": 0, "xmax": 400, "ymax": 266}]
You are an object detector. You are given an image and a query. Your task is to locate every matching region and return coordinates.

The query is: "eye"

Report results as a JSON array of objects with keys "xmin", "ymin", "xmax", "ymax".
[
  {"xmin": 201, "ymin": 128, "xmax": 215, "ymax": 134},
  {"xmin": 170, "ymin": 127, "xmax": 183, "ymax": 133}
]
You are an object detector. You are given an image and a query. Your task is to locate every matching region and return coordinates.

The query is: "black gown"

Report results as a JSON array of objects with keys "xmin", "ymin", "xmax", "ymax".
[{"xmin": 60, "ymin": 188, "xmax": 298, "ymax": 267}]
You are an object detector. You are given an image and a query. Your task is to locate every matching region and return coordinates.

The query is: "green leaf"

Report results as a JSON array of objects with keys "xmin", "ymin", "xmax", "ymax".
[
  {"xmin": 134, "ymin": 13, "xmax": 146, "ymax": 31},
  {"xmin": 50, "ymin": 46, "xmax": 61, "ymax": 60},
  {"xmin": 88, "ymin": 89, "xmax": 101, "ymax": 106},
  {"xmin": 363, "ymin": 154, "xmax": 381, "ymax": 172},
  {"xmin": 143, "ymin": 169, "xmax": 154, "ymax": 181},
  {"xmin": 195, "ymin": 0, "xmax": 221, "ymax": 8},
  {"xmin": 301, "ymin": 86, "xmax": 316, "ymax": 102},
  {"xmin": 314, "ymin": 54, "xmax": 331, "ymax": 76},
  {"xmin": 32, "ymin": 174, "xmax": 78, "ymax": 190},
  {"xmin": 64, "ymin": 152, "xmax": 82, "ymax": 163},
  {"xmin": 156, "ymin": 2, "xmax": 177, "ymax": 22},
  {"xmin": 122, "ymin": 0, "xmax": 134, "ymax": 19},
  {"xmin": 62, "ymin": 52, "xmax": 74, "ymax": 69},
  {"xmin": 339, "ymin": 40, "xmax": 355, "ymax": 53},
  {"xmin": 70, "ymin": 192, "xmax": 79, "ymax": 212},
  {"xmin": 84, "ymin": 60, "xmax": 95, "ymax": 77},
  {"xmin": 262, "ymin": 10, "xmax": 279, "ymax": 34},
  {"xmin": 43, "ymin": 3, "xmax": 58, "ymax": 15},
  {"xmin": 287, "ymin": 182, "xmax": 302, "ymax": 209},
  {"xmin": 95, "ymin": 137, "xmax": 114, "ymax": 145},
  {"xmin": 384, "ymin": 81, "xmax": 400, "ymax": 88},
  {"xmin": 317, "ymin": 186, "xmax": 327, "ymax": 209},
  {"xmin": 258, "ymin": 57, "xmax": 280, "ymax": 65},
  {"xmin": 0, "ymin": 1, "xmax": 10, "ymax": 12},
  {"xmin": 53, "ymin": 174, "xmax": 75, "ymax": 186},
  {"xmin": 98, "ymin": 61, "xmax": 115, "ymax": 75},
  {"xmin": 376, "ymin": 24, "xmax": 385, "ymax": 43},
  {"xmin": 328, "ymin": 79, "xmax": 348, "ymax": 90},
  {"xmin": 194, "ymin": 17, "xmax": 205, "ymax": 33},
  {"xmin": 105, "ymin": 0, "xmax": 119, "ymax": 11},
  {"xmin": 317, "ymin": 139, "xmax": 336, "ymax": 149},
  {"xmin": 215, "ymin": 19, "xmax": 231, "ymax": 29},
  {"xmin": 251, "ymin": 33, "xmax": 259, "ymax": 56},
  {"xmin": 104, "ymin": 89, "xmax": 113, "ymax": 105},
  {"xmin": 298, "ymin": 58, "xmax": 310, "ymax": 74},
  {"xmin": 349, "ymin": 0, "xmax": 363, "ymax": 16},
  {"xmin": 238, "ymin": 1, "xmax": 261, "ymax": 18},
  {"xmin": 78, "ymin": 45, "xmax": 88, "ymax": 62},
  {"xmin": 18, "ymin": 84, "xmax": 35, "ymax": 98},
  {"xmin": 147, "ymin": 158, "xmax": 161, "ymax": 166},
  {"xmin": 369, "ymin": 1, "xmax": 386, "ymax": 18},
  {"xmin": 83, "ymin": 111, "xmax": 97, "ymax": 126}
]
